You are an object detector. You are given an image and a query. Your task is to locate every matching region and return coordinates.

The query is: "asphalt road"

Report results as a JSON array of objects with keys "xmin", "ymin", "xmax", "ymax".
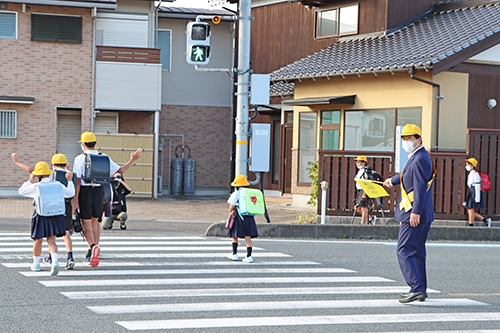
[{"xmin": 1, "ymin": 223, "xmax": 500, "ymax": 333}]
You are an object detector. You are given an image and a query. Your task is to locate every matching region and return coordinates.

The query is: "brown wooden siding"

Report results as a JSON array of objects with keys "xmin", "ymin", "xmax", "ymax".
[
  {"xmin": 96, "ymin": 46, "xmax": 161, "ymax": 64},
  {"xmin": 386, "ymin": 0, "xmax": 442, "ymax": 29},
  {"xmin": 467, "ymin": 73, "xmax": 500, "ymax": 129},
  {"xmin": 467, "ymin": 129, "xmax": 500, "ymax": 216},
  {"xmin": 251, "ymin": 0, "xmax": 388, "ymax": 75}
]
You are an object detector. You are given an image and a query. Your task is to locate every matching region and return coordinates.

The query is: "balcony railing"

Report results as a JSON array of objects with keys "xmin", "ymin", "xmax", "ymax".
[{"xmin": 96, "ymin": 46, "xmax": 161, "ymax": 64}]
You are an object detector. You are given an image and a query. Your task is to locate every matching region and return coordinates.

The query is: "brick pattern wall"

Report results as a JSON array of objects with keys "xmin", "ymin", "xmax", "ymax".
[
  {"xmin": 0, "ymin": 4, "xmax": 93, "ymax": 187},
  {"xmin": 119, "ymin": 111, "xmax": 154, "ymax": 134},
  {"xmin": 160, "ymin": 104, "xmax": 232, "ymax": 189}
]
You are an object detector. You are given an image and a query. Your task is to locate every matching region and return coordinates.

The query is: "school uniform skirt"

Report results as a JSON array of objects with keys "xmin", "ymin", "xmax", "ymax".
[
  {"xmin": 227, "ymin": 214, "xmax": 259, "ymax": 238},
  {"xmin": 31, "ymin": 212, "xmax": 66, "ymax": 240},
  {"xmin": 465, "ymin": 187, "xmax": 485, "ymax": 210}
]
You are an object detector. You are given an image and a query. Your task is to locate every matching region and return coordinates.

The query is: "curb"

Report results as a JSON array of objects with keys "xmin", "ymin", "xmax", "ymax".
[{"xmin": 205, "ymin": 222, "xmax": 500, "ymax": 241}]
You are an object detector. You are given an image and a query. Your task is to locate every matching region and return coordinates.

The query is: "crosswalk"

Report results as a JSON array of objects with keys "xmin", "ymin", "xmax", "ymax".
[{"xmin": 1, "ymin": 232, "xmax": 500, "ymax": 332}]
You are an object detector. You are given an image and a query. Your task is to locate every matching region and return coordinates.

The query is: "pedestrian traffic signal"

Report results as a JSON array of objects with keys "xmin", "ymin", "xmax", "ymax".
[{"xmin": 186, "ymin": 22, "xmax": 211, "ymax": 65}]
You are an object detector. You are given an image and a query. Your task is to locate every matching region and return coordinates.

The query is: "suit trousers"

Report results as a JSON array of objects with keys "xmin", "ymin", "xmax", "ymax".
[{"xmin": 397, "ymin": 219, "xmax": 432, "ymax": 293}]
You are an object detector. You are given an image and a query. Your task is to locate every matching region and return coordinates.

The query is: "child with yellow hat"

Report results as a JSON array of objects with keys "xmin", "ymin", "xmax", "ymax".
[
  {"xmin": 18, "ymin": 161, "xmax": 75, "ymax": 275},
  {"xmin": 227, "ymin": 174, "xmax": 259, "ymax": 263},
  {"xmin": 464, "ymin": 157, "xmax": 491, "ymax": 227},
  {"xmin": 12, "ymin": 153, "xmax": 78, "ymax": 269}
]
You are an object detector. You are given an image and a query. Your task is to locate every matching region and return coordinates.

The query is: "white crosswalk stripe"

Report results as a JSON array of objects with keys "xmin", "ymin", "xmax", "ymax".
[{"xmin": 0, "ymin": 232, "xmax": 496, "ymax": 332}]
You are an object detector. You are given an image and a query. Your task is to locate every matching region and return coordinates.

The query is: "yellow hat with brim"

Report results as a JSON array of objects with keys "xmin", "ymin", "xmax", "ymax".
[
  {"xmin": 354, "ymin": 155, "xmax": 368, "ymax": 163},
  {"xmin": 51, "ymin": 153, "xmax": 67, "ymax": 165},
  {"xmin": 32, "ymin": 162, "xmax": 53, "ymax": 176},
  {"xmin": 399, "ymin": 124, "xmax": 422, "ymax": 137},
  {"xmin": 231, "ymin": 174, "xmax": 250, "ymax": 187},
  {"xmin": 466, "ymin": 158, "xmax": 478, "ymax": 167},
  {"xmin": 79, "ymin": 131, "xmax": 96, "ymax": 143}
]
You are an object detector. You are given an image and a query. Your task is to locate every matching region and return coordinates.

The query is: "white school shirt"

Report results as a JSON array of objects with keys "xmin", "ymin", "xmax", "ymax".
[
  {"xmin": 73, "ymin": 149, "xmax": 120, "ymax": 186},
  {"xmin": 18, "ymin": 178, "xmax": 75, "ymax": 199},
  {"xmin": 354, "ymin": 168, "xmax": 365, "ymax": 190},
  {"xmin": 227, "ymin": 191, "xmax": 239, "ymax": 206},
  {"xmin": 467, "ymin": 170, "xmax": 482, "ymax": 203}
]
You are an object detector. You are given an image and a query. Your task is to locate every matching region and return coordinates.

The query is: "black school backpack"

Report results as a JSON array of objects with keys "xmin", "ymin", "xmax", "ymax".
[{"xmin": 83, "ymin": 153, "xmax": 111, "ymax": 184}]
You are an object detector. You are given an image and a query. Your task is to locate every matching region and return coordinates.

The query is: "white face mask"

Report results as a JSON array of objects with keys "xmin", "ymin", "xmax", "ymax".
[
  {"xmin": 402, "ymin": 140, "xmax": 416, "ymax": 153},
  {"xmin": 81, "ymin": 143, "xmax": 86, "ymax": 152},
  {"xmin": 357, "ymin": 165, "xmax": 364, "ymax": 170},
  {"xmin": 466, "ymin": 165, "xmax": 472, "ymax": 172}
]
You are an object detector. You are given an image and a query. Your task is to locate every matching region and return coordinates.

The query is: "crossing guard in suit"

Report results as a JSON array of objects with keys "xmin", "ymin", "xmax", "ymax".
[{"xmin": 385, "ymin": 124, "xmax": 436, "ymax": 303}]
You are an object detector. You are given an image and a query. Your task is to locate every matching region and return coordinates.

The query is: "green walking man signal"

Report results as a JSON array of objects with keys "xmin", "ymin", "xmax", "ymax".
[{"xmin": 186, "ymin": 22, "xmax": 211, "ymax": 65}]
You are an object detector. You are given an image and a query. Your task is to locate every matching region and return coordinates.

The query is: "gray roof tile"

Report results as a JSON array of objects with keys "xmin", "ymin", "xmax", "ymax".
[{"xmin": 271, "ymin": 1, "xmax": 500, "ymax": 83}]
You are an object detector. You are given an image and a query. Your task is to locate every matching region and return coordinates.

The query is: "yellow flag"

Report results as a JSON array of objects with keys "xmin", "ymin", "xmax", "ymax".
[{"xmin": 354, "ymin": 179, "xmax": 389, "ymax": 198}]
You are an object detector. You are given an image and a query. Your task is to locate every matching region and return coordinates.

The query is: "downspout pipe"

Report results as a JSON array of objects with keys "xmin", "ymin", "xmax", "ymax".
[
  {"xmin": 411, "ymin": 66, "xmax": 442, "ymax": 152},
  {"xmin": 91, "ymin": 7, "xmax": 97, "ymax": 131}
]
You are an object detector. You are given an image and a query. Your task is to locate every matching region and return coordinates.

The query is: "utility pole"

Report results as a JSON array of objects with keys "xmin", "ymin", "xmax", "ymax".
[{"xmin": 234, "ymin": 0, "xmax": 252, "ymax": 177}]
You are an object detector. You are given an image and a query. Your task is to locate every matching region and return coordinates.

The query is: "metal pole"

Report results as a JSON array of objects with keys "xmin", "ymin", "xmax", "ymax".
[
  {"xmin": 234, "ymin": 0, "xmax": 251, "ymax": 177},
  {"xmin": 321, "ymin": 181, "xmax": 328, "ymax": 225}
]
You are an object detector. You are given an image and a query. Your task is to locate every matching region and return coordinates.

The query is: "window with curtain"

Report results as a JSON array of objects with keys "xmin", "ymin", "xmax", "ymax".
[
  {"xmin": 158, "ymin": 30, "xmax": 172, "ymax": 72},
  {"xmin": 0, "ymin": 11, "xmax": 17, "ymax": 39},
  {"xmin": 316, "ymin": 4, "xmax": 358, "ymax": 38},
  {"xmin": 298, "ymin": 112, "xmax": 317, "ymax": 183}
]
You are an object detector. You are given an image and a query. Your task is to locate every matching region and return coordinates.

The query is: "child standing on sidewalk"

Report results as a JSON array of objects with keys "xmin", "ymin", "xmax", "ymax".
[
  {"xmin": 18, "ymin": 162, "xmax": 75, "ymax": 275},
  {"xmin": 227, "ymin": 174, "xmax": 259, "ymax": 263}
]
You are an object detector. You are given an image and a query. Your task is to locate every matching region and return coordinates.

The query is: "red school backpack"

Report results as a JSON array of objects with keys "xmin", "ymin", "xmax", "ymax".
[{"xmin": 479, "ymin": 173, "xmax": 492, "ymax": 191}]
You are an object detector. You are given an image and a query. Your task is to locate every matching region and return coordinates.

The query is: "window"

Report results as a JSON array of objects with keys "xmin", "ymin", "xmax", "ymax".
[
  {"xmin": 31, "ymin": 13, "xmax": 82, "ymax": 43},
  {"xmin": 344, "ymin": 109, "xmax": 394, "ymax": 151},
  {"xmin": 321, "ymin": 110, "xmax": 340, "ymax": 150},
  {"xmin": 0, "ymin": 110, "xmax": 17, "ymax": 138},
  {"xmin": 316, "ymin": 4, "xmax": 358, "ymax": 38},
  {"xmin": 343, "ymin": 108, "xmax": 421, "ymax": 152},
  {"xmin": 0, "ymin": 11, "xmax": 17, "ymax": 39},
  {"xmin": 298, "ymin": 112, "xmax": 317, "ymax": 183},
  {"xmin": 158, "ymin": 30, "xmax": 172, "ymax": 72}
]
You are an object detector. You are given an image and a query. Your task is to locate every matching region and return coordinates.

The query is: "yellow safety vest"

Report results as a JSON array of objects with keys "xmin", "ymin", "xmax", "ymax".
[{"xmin": 399, "ymin": 155, "xmax": 437, "ymax": 213}]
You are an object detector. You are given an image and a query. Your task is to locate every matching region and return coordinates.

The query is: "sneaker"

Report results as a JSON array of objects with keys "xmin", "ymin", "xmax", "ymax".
[
  {"xmin": 120, "ymin": 221, "xmax": 127, "ymax": 230},
  {"xmin": 242, "ymin": 256, "xmax": 253, "ymax": 263},
  {"xmin": 84, "ymin": 255, "xmax": 91, "ymax": 265},
  {"xmin": 369, "ymin": 215, "xmax": 377, "ymax": 225},
  {"xmin": 42, "ymin": 256, "xmax": 52, "ymax": 265},
  {"xmin": 30, "ymin": 264, "xmax": 40, "ymax": 272},
  {"xmin": 65, "ymin": 258, "xmax": 75, "ymax": 270},
  {"xmin": 50, "ymin": 262, "xmax": 59, "ymax": 276},
  {"xmin": 228, "ymin": 253, "xmax": 239, "ymax": 261},
  {"xmin": 487, "ymin": 218, "xmax": 492, "ymax": 227},
  {"xmin": 90, "ymin": 245, "xmax": 100, "ymax": 268}
]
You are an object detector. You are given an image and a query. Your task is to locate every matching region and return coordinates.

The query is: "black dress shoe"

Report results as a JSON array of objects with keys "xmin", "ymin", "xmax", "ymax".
[{"xmin": 399, "ymin": 291, "xmax": 427, "ymax": 303}]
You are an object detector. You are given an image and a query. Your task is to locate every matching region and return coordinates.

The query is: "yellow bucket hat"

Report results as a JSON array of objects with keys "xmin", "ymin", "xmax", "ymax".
[
  {"xmin": 32, "ymin": 162, "xmax": 53, "ymax": 176},
  {"xmin": 231, "ymin": 174, "xmax": 250, "ymax": 187},
  {"xmin": 79, "ymin": 131, "xmax": 96, "ymax": 143},
  {"xmin": 354, "ymin": 155, "xmax": 368, "ymax": 163},
  {"xmin": 466, "ymin": 158, "xmax": 478, "ymax": 167},
  {"xmin": 51, "ymin": 153, "xmax": 67, "ymax": 165},
  {"xmin": 399, "ymin": 124, "xmax": 422, "ymax": 137}
]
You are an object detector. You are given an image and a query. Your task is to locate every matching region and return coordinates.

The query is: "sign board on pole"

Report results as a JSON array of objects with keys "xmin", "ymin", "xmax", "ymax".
[{"xmin": 250, "ymin": 74, "xmax": 270, "ymax": 106}]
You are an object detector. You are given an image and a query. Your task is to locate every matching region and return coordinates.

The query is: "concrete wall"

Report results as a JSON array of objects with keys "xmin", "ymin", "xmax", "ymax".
[{"xmin": 158, "ymin": 18, "xmax": 233, "ymax": 107}]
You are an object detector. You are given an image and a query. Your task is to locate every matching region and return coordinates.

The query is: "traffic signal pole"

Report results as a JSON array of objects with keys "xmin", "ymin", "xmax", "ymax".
[{"xmin": 234, "ymin": 0, "xmax": 252, "ymax": 178}]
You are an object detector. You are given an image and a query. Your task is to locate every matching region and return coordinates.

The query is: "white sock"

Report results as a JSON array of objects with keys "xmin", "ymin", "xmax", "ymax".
[
  {"xmin": 33, "ymin": 256, "xmax": 40, "ymax": 265},
  {"xmin": 51, "ymin": 253, "xmax": 59, "ymax": 264}
]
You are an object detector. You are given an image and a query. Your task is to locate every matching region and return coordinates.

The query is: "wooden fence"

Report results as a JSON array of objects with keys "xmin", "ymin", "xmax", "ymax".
[
  {"xmin": 468, "ymin": 128, "xmax": 500, "ymax": 215},
  {"xmin": 96, "ymin": 46, "xmax": 161, "ymax": 64},
  {"xmin": 318, "ymin": 150, "xmax": 470, "ymax": 219}
]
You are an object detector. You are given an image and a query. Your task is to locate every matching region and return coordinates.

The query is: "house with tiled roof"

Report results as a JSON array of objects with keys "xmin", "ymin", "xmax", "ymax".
[{"xmin": 252, "ymin": 0, "xmax": 500, "ymax": 217}]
